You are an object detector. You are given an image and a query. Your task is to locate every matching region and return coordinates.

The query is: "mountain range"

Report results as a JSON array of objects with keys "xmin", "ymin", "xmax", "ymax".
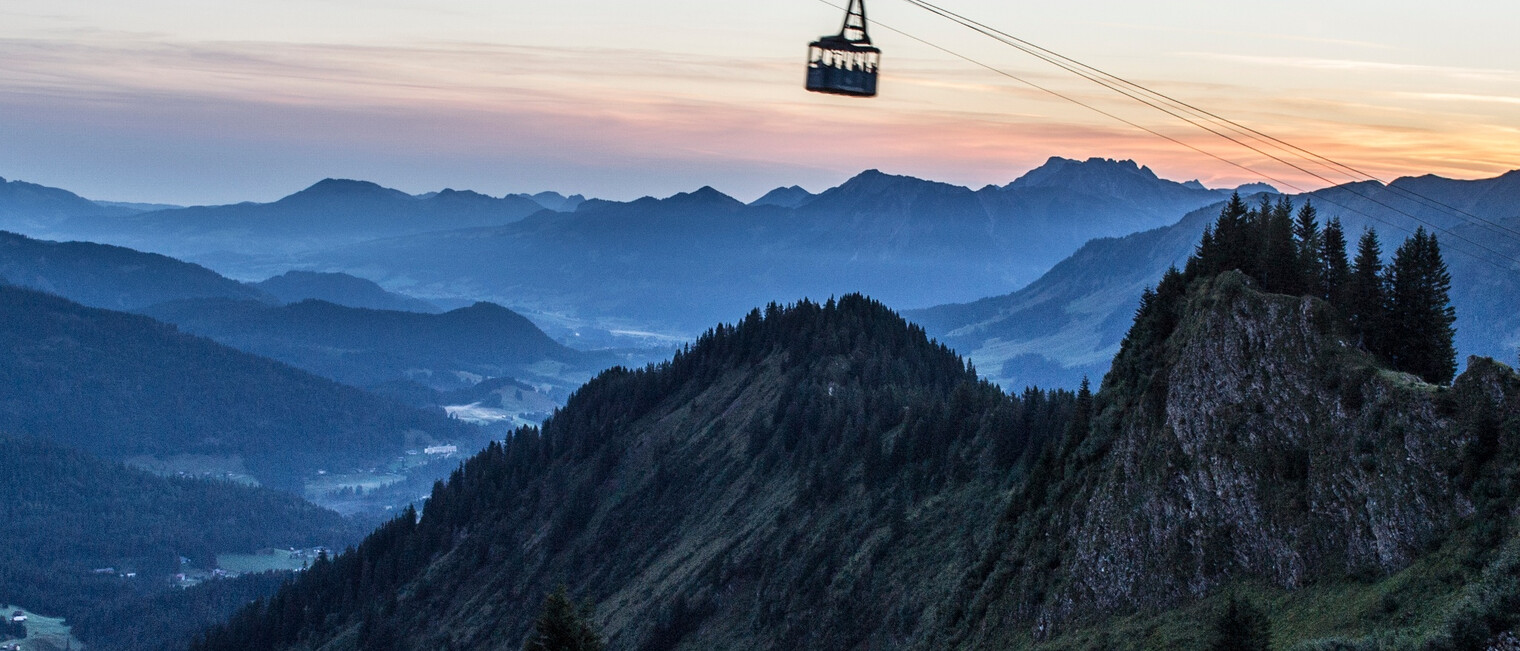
[
  {"xmin": 0, "ymin": 159, "xmax": 1263, "ymax": 343},
  {"xmin": 912, "ymin": 170, "xmax": 1520, "ymax": 390},
  {"xmin": 270, "ymin": 158, "xmax": 1252, "ymax": 339},
  {"xmin": 0, "ymin": 230, "xmax": 606, "ymax": 396}
]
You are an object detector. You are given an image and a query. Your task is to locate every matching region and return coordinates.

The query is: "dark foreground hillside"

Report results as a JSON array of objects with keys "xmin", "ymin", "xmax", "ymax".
[
  {"xmin": 0, "ymin": 284, "xmax": 472, "ymax": 489},
  {"xmin": 193, "ymin": 295, "xmax": 1076, "ymax": 650},
  {"xmin": 195, "ymin": 276, "xmax": 1520, "ymax": 649}
]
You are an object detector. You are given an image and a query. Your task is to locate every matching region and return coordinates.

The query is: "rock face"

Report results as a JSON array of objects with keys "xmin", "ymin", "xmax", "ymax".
[{"xmin": 947, "ymin": 272, "xmax": 1504, "ymax": 645}]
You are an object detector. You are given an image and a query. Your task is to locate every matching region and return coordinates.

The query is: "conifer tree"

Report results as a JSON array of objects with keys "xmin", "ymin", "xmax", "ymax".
[
  {"xmin": 1385, "ymin": 228, "xmax": 1458, "ymax": 384},
  {"xmin": 1319, "ymin": 217, "xmax": 1350, "ymax": 305},
  {"xmin": 523, "ymin": 587, "xmax": 605, "ymax": 651},
  {"xmin": 1347, "ymin": 229, "xmax": 1388, "ymax": 357},
  {"xmin": 1293, "ymin": 201, "xmax": 1321, "ymax": 286},
  {"xmin": 1066, "ymin": 377, "xmax": 1093, "ymax": 440},
  {"xmin": 1259, "ymin": 196, "xmax": 1300, "ymax": 294},
  {"xmin": 1197, "ymin": 194, "xmax": 1251, "ymax": 277}
]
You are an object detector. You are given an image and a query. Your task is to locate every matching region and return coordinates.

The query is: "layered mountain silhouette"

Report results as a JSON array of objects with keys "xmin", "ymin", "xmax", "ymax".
[
  {"xmin": 274, "ymin": 158, "xmax": 1242, "ymax": 337},
  {"xmin": 0, "ymin": 230, "xmax": 270, "ymax": 310},
  {"xmin": 0, "ymin": 283, "xmax": 472, "ymax": 490},
  {"xmin": 914, "ymin": 169, "xmax": 1520, "ymax": 390},
  {"xmin": 254, "ymin": 270, "xmax": 442, "ymax": 313},
  {"xmin": 42, "ymin": 179, "xmax": 553, "ymax": 260},
  {"xmin": 140, "ymin": 297, "xmax": 605, "ymax": 391},
  {"xmin": 0, "ymin": 230, "xmax": 598, "ymax": 393},
  {"xmin": 0, "ymin": 176, "xmax": 132, "ymax": 232}
]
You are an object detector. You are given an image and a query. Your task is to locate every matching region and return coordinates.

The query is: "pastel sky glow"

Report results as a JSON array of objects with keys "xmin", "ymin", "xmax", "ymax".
[{"xmin": 1, "ymin": 0, "xmax": 1517, "ymax": 204}]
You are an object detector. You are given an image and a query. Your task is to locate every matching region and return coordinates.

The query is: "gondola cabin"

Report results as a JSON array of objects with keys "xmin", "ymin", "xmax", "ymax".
[{"xmin": 807, "ymin": 0, "xmax": 880, "ymax": 98}]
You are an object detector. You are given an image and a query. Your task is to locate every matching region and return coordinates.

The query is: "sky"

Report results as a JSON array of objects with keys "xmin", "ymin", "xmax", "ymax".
[{"xmin": 0, "ymin": 0, "xmax": 1517, "ymax": 205}]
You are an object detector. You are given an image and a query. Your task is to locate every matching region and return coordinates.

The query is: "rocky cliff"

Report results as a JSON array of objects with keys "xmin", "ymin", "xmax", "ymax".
[{"xmin": 943, "ymin": 271, "xmax": 1517, "ymax": 647}]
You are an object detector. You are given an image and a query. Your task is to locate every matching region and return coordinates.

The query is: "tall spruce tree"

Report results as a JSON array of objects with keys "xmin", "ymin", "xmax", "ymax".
[
  {"xmin": 1293, "ymin": 201, "xmax": 1322, "ymax": 288},
  {"xmin": 1385, "ymin": 228, "xmax": 1458, "ymax": 384},
  {"xmin": 1319, "ymin": 217, "xmax": 1350, "ymax": 305},
  {"xmin": 1347, "ymin": 228, "xmax": 1388, "ymax": 357},
  {"xmin": 1259, "ymin": 196, "xmax": 1301, "ymax": 294},
  {"xmin": 1197, "ymin": 193, "xmax": 1251, "ymax": 277}
]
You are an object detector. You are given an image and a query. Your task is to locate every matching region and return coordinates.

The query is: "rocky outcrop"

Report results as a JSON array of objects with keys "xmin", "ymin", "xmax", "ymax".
[{"xmin": 947, "ymin": 272, "xmax": 1513, "ymax": 646}]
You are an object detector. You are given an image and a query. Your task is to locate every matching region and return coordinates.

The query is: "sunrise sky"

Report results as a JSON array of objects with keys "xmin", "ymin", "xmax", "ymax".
[{"xmin": 1, "ymin": 0, "xmax": 1516, "ymax": 205}]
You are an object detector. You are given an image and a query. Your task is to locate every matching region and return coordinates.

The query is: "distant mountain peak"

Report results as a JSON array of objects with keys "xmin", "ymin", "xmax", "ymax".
[
  {"xmin": 279, "ymin": 178, "xmax": 413, "ymax": 204},
  {"xmin": 663, "ymin": 186, "xmax": 743, "ymax": 208},
  {"xmin": 1232, "ymin": 182, "xmax": 1279, "ymax": 195},
  {"xmin": 750, "ymin": 185, "xmax": 815, "ymax": 209},
  {"xmin": 828, "ymin": 169, "xmax": 954, "ymax": 195},
  {"xmin": 1008, "ymin": 156, "xmax": 1163, "ymax": 189}
]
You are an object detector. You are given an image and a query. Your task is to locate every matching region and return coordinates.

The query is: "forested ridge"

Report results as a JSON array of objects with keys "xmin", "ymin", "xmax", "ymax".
[
  {"xmin": 0, "ymin": 283, "xmax": 471, "ymax": 488},
  {"xmin": 193, "ymin": 295, "xmax": 1077, "ymax": 650}
]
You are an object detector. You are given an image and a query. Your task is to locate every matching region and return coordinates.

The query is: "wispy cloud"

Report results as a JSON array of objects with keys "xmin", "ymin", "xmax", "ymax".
[{"xmin": 1178, "ymin": 52, "xmax": 1520, "ymax": 83}]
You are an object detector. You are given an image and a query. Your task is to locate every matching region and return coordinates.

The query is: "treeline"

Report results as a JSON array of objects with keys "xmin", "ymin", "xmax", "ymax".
[
  {"xmin": 1140, "ymin": 193, "xmax": 1457, "ymax": 385},
  {"xmin": 0, "ymin": 434, "xmax": 360, "ymax": 650},
  {"xmin": 193, "ymin": 295, "xmax": 1078, "ymax": 650}
]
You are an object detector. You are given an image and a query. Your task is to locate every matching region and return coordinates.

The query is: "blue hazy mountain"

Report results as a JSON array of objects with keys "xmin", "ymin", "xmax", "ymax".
[
  {"xmin": 0, "ymin": 230, "xmax": 272, "ymax": 310},
  {"xmin": 0, "ymin": 176, "xmax": 132, "ymax": 232},
  {"xmin": 45, "ymin": 178, "xmax": 552, "ymax": 259},
  {"xmin": 254, "ymin": 270, "xmax": 441, "ymax": 313},
  {"xmin": 911, "ymin": 169, "xmax": 1520, "ymax": 390},
  {"xmin": 139, "ymin": 297, "xmax": 606, "ymax": 391},
  {"xmin": 749, "ymin": 185, "xmax": 816, "ymax": 208},
  {"xmin": 283, "ymin": 158, "xmax": 1239, "ymax": 338},
  {"xmin": 0, "ymin": 283, "xmax": 472, "ymax": 490},
  {"xmin": 523, "ymin": 191, "xmax": 586, "ymax": 212},
  {"xmin": 0, "ymin": 230, "xmax": 596, "ymax": 394}
]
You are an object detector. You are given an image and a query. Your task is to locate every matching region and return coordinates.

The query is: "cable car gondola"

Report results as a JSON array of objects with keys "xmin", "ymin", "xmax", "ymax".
[{"xmin": 806, "ymin": 0, "xmax": 880, "ymax": 98}]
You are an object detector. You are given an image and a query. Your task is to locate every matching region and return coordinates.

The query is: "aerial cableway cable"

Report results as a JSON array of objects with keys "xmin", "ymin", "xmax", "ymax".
[
  {"xmin": 890, "ymin": 0, "xmax": 1520, "ymax": 272},
  {"xmin": 809, "ymin": 0, "xmax": 1520, "ymax": 273},
  {"xmin": 902, "ymin": 0, "xmax": 1520, "ymax": 247}
]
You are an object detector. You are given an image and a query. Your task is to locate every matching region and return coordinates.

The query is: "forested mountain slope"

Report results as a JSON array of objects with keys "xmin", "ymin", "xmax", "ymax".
[
  {"xmin": 254, "ymin": 270, "xmax": 441, "ymax": 313},
  {"xmin": 0, "ymin": 284, "xmax": 471, "ymax": 489},
  {"xmin": 192, "ymin": 295, "xmax": 1077, "ymax": 650},
  {"xmin": 0, "ymin": 434, "xmax": 360, "ymax": 651},
  {"xmin": 0, "ymin": 230, "xmax": 271, "ymax": 310},
  {"xmin": 139, "ymin": 297, "xmax": 605, "ymax": 391}
]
